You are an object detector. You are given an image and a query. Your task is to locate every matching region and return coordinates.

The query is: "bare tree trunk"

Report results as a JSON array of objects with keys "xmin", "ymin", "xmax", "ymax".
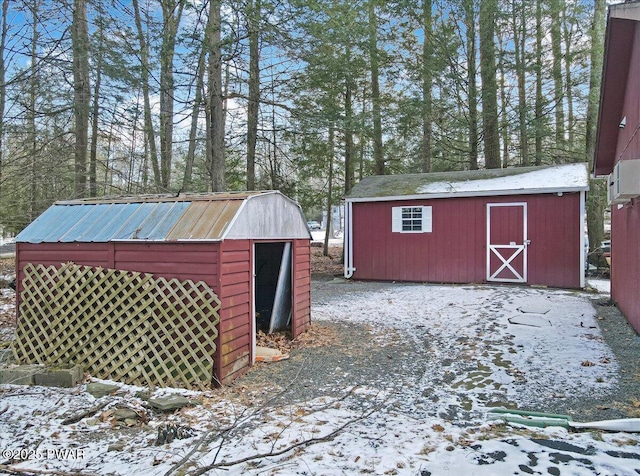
[
  {"xmin": 513, "ymin": 0, "xmax": 529, "ymax": 166},
  {"xmin": 550, "ymin": 0, "xmax": 565, "ymax": 163},
  {"xmin": 586, "ymin": 0, "xmax": 607, "ymax": 254},
  {"xmin": 534, "ymin": 0, "xmax": 543, "ymax": 165},
  {"xmin": 563, "ymin": 3, "xmax": 575, "ymax": 160},
  {"xmin": 0, "ymin": 0, "xmax": 8, "ymax": 196},
  {"xmin": 159, "ymin": 0, "xmax": 184, "ymax": 190},
  {"xmin": 498, "ymin": 35, "xmax": 508, "ymax": 168},
  {"xmin": 421, "ymin": 0, "xmax": 433, "ymax": 173},
  {"xmin": 208, "ymin": 0, "xmax": 225, "ymax": 192},
  {"xmin": 103, "ymin": 103, "xmax": 117, "ymax": 194},
  {"xmin": 465, "ymin": 0, "xmax": 478, "ymax": 170},
  {"xmin": 28, "ymin": 0, "xmax": 39, "ymax": 220},
  {"xmin": 246, "ymin": 0, "xmax": 260, "ymax": 191},
  {"xmin": 344, "ymin": 62, "xmax": 354, "ymax": 194},
  {"xmin": 368, "ymin": 0, "xmax": 384, "ymax": 175},
  {"xmin": 89, "ymin": 11, "xmax": 105, "ymax": 198},
  {"xmin": 132, "ymin": 0, "xmax": 161, "ymax": 189},
  {"xmin": 183, "ymin": 44, "xmax": 207, "ymax": 191},
  {"xmin": 585, "ymin": 0, "xmax": 605, "ymax": 170},
  {"xmin": 73, "ymin": 0, "xmax": 90, "ymax": 198},
  {"xmin": 479, "ymin": 0, "xmax": 500, "ymax": 169},
  {"xmin": 324, "ymin": 124, "xmax": 334, "ymax": 257}
]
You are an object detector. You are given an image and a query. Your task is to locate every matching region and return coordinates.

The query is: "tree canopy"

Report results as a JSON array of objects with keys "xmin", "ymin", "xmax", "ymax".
[{"xmin": 0, "ymin": 0, "xmax": 606, "ymax": 239}]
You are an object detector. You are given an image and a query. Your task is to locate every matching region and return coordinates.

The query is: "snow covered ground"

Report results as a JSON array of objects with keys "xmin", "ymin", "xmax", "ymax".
[
  {"xmin": 1, "ymin": 282, "xmax": 638, "ymax": 475},
  {"xmin": 310, "ymin": 229, "xmax": 342, "ymax": 246}
]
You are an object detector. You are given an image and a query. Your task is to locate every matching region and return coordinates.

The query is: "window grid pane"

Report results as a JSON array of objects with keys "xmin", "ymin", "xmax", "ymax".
[{"xmin": 401, "ymin": 207, "xmax": 422, "ymax": 231}]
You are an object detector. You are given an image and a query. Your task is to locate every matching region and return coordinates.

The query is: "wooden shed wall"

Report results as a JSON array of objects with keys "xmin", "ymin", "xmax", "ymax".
[
  {"xmin": 16, "ymin": 238, "xmax": 312, "ymax": 385},
  {"xmin": 351, "ymin": 193, "xmax": 582, "ymax": 288},
  {"xmin": 215, "ymin": 239, "xmax": 252, "ymax": 384},
  {"xmin": 292, "ymin": 239, "xmax": 311, "ymax": 336}
]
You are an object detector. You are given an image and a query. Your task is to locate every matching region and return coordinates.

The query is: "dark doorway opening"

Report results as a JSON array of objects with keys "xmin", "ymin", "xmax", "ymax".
[{"xmin": 254, "ymin": 242, "xmax": 292, "ymax": 333}]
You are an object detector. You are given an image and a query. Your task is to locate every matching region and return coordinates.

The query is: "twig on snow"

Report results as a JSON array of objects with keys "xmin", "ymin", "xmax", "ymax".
[
  {"xmin": 164, "ymin": 356, "xmax": 311, "ymax": 476},
  {"xmin": 61, "ymin": 400, "xmax": 112, "ymax": 425},
  {"xmin": 190, "ymin": 405, "xmax": 380, "ymax": 475},
  {"xmin": 0, "ymin": 465, "xmax": 98, "ymax": 476}
]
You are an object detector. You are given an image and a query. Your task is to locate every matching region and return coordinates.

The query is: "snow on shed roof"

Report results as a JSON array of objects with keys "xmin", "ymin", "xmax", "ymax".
[
  {"xmin": 16, "ymin": 190, "xmax": 311, "ymax": 243},
  {"xmin": 347, "ymin": 163, "xmax": 589, "ymax": 202}
]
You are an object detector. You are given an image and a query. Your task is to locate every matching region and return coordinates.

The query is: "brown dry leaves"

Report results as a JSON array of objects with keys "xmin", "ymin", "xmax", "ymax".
[
  {"xmin": 310, "ymin": 245, "xmax": 343, "ymax": 277},
  {"xmin": 256, "ymin": 323, "xmax": 339, "ymax": 355}
]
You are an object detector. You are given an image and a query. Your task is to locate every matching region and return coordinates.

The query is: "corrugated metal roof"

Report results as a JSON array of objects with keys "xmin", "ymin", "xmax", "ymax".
[
  {"xmin": 15, "ymin": 191, "xmax": 311, "ymax": 243},
  {"xmin": 165, "ymin": 200, "xmax": 243, "ymax": 241}
]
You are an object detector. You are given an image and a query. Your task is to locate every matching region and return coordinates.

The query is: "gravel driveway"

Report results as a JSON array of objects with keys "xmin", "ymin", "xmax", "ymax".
[{"xmin": 236, "ymin": 278, "xmax": 640, "ymax": 425}]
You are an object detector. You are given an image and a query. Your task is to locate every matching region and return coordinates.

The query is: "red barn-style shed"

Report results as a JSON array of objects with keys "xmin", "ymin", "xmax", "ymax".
[
  {"xmin": 344, "ymin": 164, "xmax": 588, "ymax": 289},
  {"xmin": 14, "ymin": 191, "xmax": 311, "ymax": 384},
  {"xmin": 594, "ymin": 2, "xmax": 640, "ymax": 334}
]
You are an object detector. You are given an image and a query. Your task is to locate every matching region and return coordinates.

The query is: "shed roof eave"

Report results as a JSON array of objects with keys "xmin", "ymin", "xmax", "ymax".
[
  {"xmin": 594, "ymin": 11, "xmax": 638, "ymax": 176},
  {"xmin": 346, "ymin": 187, "xmax": 589, "ymax": 203}
]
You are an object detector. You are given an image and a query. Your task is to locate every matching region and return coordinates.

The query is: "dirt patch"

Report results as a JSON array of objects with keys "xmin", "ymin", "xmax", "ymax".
[
  {"xmin": 0, "ymin": 256, "xmax": 14, "ymax": 275},
  {"xmin": 311, "ymin": 245, "xmax": 343, "ymax": 278},
  {"xmin": 0, "ymin": 256, "xmax": 15, "ymax": 289}
]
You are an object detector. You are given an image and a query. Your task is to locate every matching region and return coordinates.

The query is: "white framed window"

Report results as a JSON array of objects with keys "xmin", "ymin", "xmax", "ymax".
[{"xmin": 392, "ymin": 206, "xmax": 432, "ymax": 233}]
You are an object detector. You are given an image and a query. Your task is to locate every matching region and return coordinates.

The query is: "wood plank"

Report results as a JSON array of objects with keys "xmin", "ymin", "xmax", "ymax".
[
  {"xmin": 220, "ymin": 270, "xmax": 250, "ymax": 286},
  {"xmin": 221, "ymin": 250, "xmax": 250, "ymax": 263},
  {"xmin": 116, "ymin": 250, "xmax": 219, "ymax": 264},
  {"xmin": 219, "ymin": 302, "xmax": 250, "ymax": 321},
  {"xmin": 220, "ymin": 323, "xmax": 250, "ymax": 345},
  {"xmin": 220, "ymin": 294, "xmax": 250, "ymax": 309},
  {"xmin": 219, "ymin": 307, "xmax": 250, "ymax": 328},
  {"xmin": 220, "ymin": 282, "xmax": 250, "ymax": 298}
]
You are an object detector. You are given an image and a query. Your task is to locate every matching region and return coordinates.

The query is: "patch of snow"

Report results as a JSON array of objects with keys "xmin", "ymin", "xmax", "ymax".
[
  {"xmin": 588, "ymin": 278, "xmax": 611, "ymax": 295},
  {"xmin": 417, "ymin": 163, "xmax": 588, "ymax": 195},
  {"xmin": 310, "ymin": 230, "xmax": 342, "ymax": 245},
  {"xmin": 314, "ymin": 284, "xmax": 617, "ymax": 413}
]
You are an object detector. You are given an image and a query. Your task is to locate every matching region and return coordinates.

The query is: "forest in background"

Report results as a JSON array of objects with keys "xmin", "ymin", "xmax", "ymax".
[{"xmin": 0, "ymin": 0, "xmax": 609, "ymax": 249}]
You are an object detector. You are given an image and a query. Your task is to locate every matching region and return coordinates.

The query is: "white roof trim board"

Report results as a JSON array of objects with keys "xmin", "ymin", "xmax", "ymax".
[{"xmin": 346, "ymin": 164, "xmax": 589, "ymax": 203}]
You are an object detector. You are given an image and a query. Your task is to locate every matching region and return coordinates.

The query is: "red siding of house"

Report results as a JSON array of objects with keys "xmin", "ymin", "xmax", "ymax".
[
  {"xmin": 607, "ymin": 25, "xmax": 640, "ymax": 334},
  {"xmin": 352, "ymin": 193, "xmax": 581, "ymax": 289},
  {"xmin": 611, "ymin": 200, "xmax": 640, "ymax": 333},
  {"xmin": 594, "ymin": 7, "xmax": 640, "ymax": 333},
  {"xmin": 292, "ymin": 239, "xmax": 311, "ymax": 337}
]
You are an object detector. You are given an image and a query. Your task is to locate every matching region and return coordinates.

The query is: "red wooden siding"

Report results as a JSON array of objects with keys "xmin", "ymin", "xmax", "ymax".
[
  {"xmin": 605, "ymin": 23, "xmax": 640, "ymax": 334},
  {"xmin": 16, "ymin": 237, "xmax": 312, "ymax": 385},
  {"xmin": 525, "ymin": 194, "xmax": 581, "ymax": 289},
  {"xmin": 292, "ymin": 239, "xmax": 311, "ymax": 337},
  {"xmin": 352, "ymin": 193, "xmax": 581, "ymax": 289},
  {"xmin": 611, "ymin": 200, "xmax": 640, "ymax": 333},
  {"xmin": 214, "ymin": 239, "xmax": 252, "ymax": 384},
  {"xmin": 113, "ymin": 243, "xmax": 220, "ymax": 288}
]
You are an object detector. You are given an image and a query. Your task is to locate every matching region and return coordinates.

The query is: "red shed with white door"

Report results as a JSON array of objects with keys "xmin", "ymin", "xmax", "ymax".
[
  {"xmin": 594, "ymin": 2, "xmax": 640, "ymax": 333},
  {"xmin": 14, "ymin": 191, "xmax": 311, "ymax": 385},
  {"xmin": 344, "ymin": 164, "xmax": 589, "ymax": 289}
]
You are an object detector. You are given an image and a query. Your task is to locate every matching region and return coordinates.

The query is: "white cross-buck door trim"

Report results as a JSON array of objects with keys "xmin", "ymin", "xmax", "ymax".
[{"xmin": 486, "ymin": 202, "xmax": 528, "ymax": 283}]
